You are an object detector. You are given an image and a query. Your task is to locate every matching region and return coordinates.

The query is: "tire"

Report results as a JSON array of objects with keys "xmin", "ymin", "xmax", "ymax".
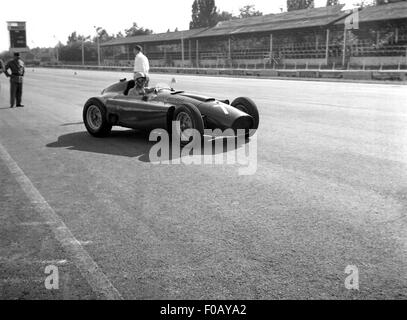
[
  {"xmin": 231, "ymin": 97, "xmax": 259, "ymax": 137},
  {"xmin": 83, "ymin": 99, "xmax": 112, "ymax": 137},
  {"xmin": 173, "ymin": 103, "xmax": 204, "ymax": 146}
]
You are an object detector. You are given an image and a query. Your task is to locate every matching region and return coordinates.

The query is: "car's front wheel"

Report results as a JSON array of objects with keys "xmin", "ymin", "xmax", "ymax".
[
  {"xmin": 231, "ymin": 97, "xmax": 259, "ymax": 137},
  {"xmin": 83, "ymin": 99, "xmax": 112, "ymax": 137},
  {"xmin": 173, "ymin": 103, "xmax": 204, "ymax": 146}
]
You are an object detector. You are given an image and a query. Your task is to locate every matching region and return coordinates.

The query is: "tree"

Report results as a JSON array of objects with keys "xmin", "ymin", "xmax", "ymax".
[
  {"xmin": 67, "ymin": 32, "xmax": 90, "ymax": 44},
  {"xmin": 93, "ymin": 27, "xmax": 113, "ymax": 43},
  {"xmin": 190, "ymin": 0, "xmax": 200, "ymax": 28},
  {"xmin": 353, "ymin": 0, "xmax": 406, "ymax": 7},
  {"xmin": 216, "ymin": 10, "xmax": 234, "ymax": 22},
  {"xmin": 354, "ymin": 0, "xmax": 375, "ymax": 7},
  {"xmin": 67, "ymin": 32, "xmax": 79, "ymax": 44},
  {"xmin": 190, "ymin": 0, "xmax": 218, "ymax": 29},
  {"xmin": 239, "ymin": 5, "xmax": 263, "ymax": 18},
  {"xmin": 326, "ymin": 0, "xmax": 340, "ymax": 6},
  {"xmin": 124, "ymin": 22, "xmax": 153, "ymax": 37},
  {"xmin": 287, "ymin": 0, "xmax": 315, "ymax": 11},
  {"xmin": 376, "ymin": 0, "xmax": 406, "ymax": 4},
  {"xmin": 0, "ymin": 51, "xmax": 13, "ymax": 61}
]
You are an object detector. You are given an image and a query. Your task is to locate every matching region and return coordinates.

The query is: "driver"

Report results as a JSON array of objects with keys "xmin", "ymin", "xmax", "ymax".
[{"xmin": 131, "ymin": 72, "xmax": 155, "ymax": 97}]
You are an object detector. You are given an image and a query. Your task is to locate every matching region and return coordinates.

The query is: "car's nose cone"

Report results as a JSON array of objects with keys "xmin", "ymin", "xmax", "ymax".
[{"xmin": 232, "ymin": 116, "xmax": 254, "ymax": 132}]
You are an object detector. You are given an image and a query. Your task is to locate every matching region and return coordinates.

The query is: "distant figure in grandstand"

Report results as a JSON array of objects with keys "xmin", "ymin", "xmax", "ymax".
[{"xmin": 133, "ymin": 45, "xmax": 150, "ymax": 87}]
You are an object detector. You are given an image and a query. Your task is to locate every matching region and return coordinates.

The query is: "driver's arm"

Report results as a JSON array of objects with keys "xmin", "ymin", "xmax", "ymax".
[
  {"xmin": 144, "ymin": 87, "xmax": 156, "ymax": 94},
  {"xmin": 142, "ymin": 88, "xmax": 157, "ymax": 101}
]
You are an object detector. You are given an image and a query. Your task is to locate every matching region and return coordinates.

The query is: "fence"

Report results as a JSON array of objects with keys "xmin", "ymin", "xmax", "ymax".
[{"xmin": 100, "ymin": 41, "xmax": 407, "ymax": 70}]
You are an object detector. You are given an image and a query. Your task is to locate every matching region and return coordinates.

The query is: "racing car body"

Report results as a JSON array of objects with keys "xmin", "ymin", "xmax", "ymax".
[{"xmin": 83, "ymin": 79, "xmax": 259, "ymax": 143}]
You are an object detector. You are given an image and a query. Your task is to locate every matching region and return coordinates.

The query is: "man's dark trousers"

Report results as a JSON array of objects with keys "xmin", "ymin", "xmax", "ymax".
[{"xmin": 10, "ymin": 77, "xmax": 23, "ymax": 107}]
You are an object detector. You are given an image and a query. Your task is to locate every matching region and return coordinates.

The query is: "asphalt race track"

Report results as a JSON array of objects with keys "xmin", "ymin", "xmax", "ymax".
[{"xmin": 0, "ymin": 68, "xmax": 406, "ymax": 299}]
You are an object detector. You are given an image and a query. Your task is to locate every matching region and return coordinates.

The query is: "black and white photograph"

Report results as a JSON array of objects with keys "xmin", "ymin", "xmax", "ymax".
[{"xmin": 0, "ymin": 0, "xmax": 406, "ymax": 309}]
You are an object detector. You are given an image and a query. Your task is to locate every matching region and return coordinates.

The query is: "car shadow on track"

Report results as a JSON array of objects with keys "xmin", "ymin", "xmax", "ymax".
[
  {"xmin": 60, "ymin": 122, "xmax": 84, "ymax": 127},
  {"xmin": 46, "ymin": 130, "xmax": 249, "ymax": 163}
]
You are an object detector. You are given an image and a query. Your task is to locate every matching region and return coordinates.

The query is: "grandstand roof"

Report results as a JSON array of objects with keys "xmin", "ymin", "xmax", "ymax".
[
  {"xmin": 335, "ymin": 1, "xmax": 407, "ymax": 24},
  {"xmin": 101, "ymin": 28, "xmax": 206, "ymax": 47},
  {"xmin": 101, "ymin": 5, "xmax": 349, "ymax": 47},
  {"xmin": 100, "ymin": 3, "xmax": 407, "ymax": 48},
  {"xmin": 192, "ymin": 5, "xmax": 348, "ymax": 38}
]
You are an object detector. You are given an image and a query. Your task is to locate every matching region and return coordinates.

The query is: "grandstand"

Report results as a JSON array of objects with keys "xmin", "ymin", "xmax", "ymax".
[{"xmin": 100, "ymin": 2, "xmax": 407, "ymax": 70}]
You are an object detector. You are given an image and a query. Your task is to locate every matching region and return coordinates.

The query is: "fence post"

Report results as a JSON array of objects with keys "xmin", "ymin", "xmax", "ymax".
[
  {"xmin": 189, "ymin": 40, "xmax": 192, "ymax": 64},
  {"xmin": 181, "ymin": 35, "xmax": 185, "ymax": 68},
  {"xmin": 342, "ymin": 27, "xmax": 347, "ymax": 67},
  {"xmin": 395, "ymin": 27, "xmax": 399, "ymax": 44},
  {"xmin": 81, "ymin": 40, "xmax": 85, "ymax": 66},
  {"xmin": 325, "ymin": 28, "xmax": 330, "ymax": 66},
  {"xmin": 270, "ymin": 33, "xmax": 273, "ymax": 62},
  {"xmin": 228, "ymin": 37, "xmax": 232, "ymax": 67},
  {"xmin": 196, "ymin": 39, "xmax": 199, "ymax": 68}
]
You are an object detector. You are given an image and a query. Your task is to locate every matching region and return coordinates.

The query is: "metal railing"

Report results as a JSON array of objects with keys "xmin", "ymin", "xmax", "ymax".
[{"xmin": 93, "ymin": 42, "xmax": 407, "ymax": 71}]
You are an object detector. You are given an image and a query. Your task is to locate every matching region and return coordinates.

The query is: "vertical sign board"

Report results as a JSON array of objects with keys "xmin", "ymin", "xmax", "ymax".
[{"xmin": 7, "ymin": 21, "xmax": 28, "ymax": 52}]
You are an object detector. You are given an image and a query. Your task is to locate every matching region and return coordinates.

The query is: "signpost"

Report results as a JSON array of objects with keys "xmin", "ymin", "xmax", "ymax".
[{"xmin": 7, "ymin": 21, "xmax": 28, "ymax": 52}]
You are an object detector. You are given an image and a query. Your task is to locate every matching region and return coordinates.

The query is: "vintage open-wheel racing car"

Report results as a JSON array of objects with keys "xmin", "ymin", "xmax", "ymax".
[{"xmin": 83, "ymin": 78, "xmax": 259, "ymax": 144}]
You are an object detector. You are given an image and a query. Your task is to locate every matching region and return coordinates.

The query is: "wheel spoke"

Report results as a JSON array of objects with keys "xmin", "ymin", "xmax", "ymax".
[
  {"xmin": 176, "ymin": 111, "xmax": 193, "ymax": 141},
  {"xmin": 87, "ymin": 105, "xmax": 102, "ymax": 131}
]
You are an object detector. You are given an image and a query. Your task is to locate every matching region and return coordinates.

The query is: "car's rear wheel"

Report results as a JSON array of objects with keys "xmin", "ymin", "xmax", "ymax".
[
  {"xmin": 173, "ymin": 103, "xmax": 204, "ymax": 146},
  {"xmin": 83, "ymin": 99, "xmax": 112, "ymax": 137},
  {"xmin": 231, "ymin": 97, "xmax": 259, "ymax": 137}
]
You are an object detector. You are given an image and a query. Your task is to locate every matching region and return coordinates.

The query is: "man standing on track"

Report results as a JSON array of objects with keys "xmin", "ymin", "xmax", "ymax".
[
  {"xmin": 4, "ymin": 52, "xmax": 25, "ymax": 108},
  {"xmin": 133, "ymin": 45, "xmax": 150, "ymax": 87}
]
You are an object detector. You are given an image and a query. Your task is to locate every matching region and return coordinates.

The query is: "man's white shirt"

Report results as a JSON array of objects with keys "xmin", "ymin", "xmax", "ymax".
[{"xmin": 134, "ymin": 52, "xmax": 150, "ymax": 75}]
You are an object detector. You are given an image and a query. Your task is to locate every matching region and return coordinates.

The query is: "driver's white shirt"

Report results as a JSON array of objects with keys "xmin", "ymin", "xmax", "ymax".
[{"xmin": 133, "ymin": 52, "xmax": 149, "ymax": 75}]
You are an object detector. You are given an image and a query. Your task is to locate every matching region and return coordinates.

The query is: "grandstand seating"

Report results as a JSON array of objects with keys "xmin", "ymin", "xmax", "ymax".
[{"xmin": 99, "ymin": 3, "xmax": 407, "ymax": 70}]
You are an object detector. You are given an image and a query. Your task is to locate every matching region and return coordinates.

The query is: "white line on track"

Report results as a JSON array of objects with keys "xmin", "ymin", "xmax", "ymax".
[{"xmin": 0, "ymin": 141, "xmax": 123, "ymax": 300}]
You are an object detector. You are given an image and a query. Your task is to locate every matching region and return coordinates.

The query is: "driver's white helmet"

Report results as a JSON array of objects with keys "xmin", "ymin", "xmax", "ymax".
[{"xmin": 134, "ymin": 72, "xmax": 147, "ymax": 87}]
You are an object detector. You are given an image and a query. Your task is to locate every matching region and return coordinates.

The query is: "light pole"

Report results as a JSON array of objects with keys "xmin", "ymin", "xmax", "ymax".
[
  {"xmin": 181, "ymin": 32, "xmax": 185, "ymax": 67},
  {"xmin": 82, "ymin": 36, "xmax": 91, "ymax": 66},
  {"xmin": 53, "ymin": 35, "xmax": 59, "ymax": 63},
  {"xmin": 82, "ymin": 39, "xmax": 85, "ymax": 65},
  {"xmin": 94, "ymin": 26, "xmax": 101, "ymax": 66}
]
